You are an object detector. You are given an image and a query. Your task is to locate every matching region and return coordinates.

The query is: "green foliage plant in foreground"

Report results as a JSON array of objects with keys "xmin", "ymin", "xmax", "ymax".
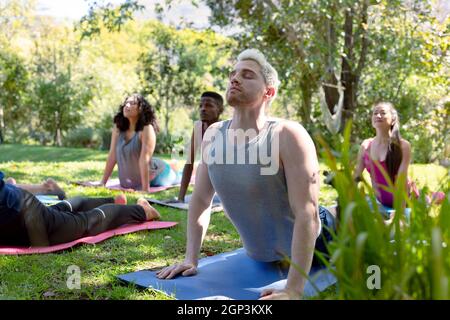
[
  {"xmin": 0, "ymin": 142, "xmax": 447, "ymax": 299},
  {"xmin": 315, "ymin": 122, "xmax": 449, "ymax": 299}
]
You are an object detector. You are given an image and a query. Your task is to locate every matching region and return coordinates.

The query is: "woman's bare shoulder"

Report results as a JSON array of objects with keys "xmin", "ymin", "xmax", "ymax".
[{"xmin": 361, "ymin": 138, "xmax": 373, "ymax": 149}]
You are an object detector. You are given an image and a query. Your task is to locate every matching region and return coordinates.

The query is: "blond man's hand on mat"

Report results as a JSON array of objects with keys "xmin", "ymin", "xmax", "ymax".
[{"xmin": 156, "ymin": 261, "xmax": 197, "ymax": 279}]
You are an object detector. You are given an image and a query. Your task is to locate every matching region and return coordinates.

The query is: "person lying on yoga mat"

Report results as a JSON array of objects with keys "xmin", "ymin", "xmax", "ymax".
[
  {"xmin": 156, "ymin": 49, "xmax": 335, "ymax": 300},
  {"xmin": 353, "ymin": 101, "xmax": 444, "ymax": 220},
  {"xmin": 177, "ymin": 91, "xmax": 224, "ymax": 202},
  {"xmin": 101, "ymin": 94, "xmax": 181, "ymax": 192},
  {"xmin": 0, "ymin": 171, "xmax": 160, "ymax": 247},
  {"xmin": 5, "ymin": 177, "xmax": 66, "ymax": 200}
]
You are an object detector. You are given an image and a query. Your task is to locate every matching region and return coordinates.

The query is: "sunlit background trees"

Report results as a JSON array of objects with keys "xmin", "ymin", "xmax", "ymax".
[{"xmin": 0, "ymin": 0, "xmax": 448, "ymax": 164}]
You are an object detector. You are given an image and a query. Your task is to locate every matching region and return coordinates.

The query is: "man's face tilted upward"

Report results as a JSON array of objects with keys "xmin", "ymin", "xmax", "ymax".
[{"xmin": 226, "ymin": 60, "xmax": 268, "ymax": 108}]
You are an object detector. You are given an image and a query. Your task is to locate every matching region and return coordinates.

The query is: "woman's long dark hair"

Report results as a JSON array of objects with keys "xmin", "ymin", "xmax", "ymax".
[
  {"xmin": 375, "ymin": 102, "xmax": 402, "ymax": 183},
  {"xmin": 114, "ymin": 94, "xmax": 159, "ymax": 133}
]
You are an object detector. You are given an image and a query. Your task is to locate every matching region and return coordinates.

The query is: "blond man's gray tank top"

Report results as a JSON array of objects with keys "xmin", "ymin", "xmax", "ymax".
[
  {"xmin": 116, "ymin": 131, "xmax": 165, "ymax": 189},
  {"xmin": 206, "ymin": 119, "xmax": 321, "ymax": 262}
]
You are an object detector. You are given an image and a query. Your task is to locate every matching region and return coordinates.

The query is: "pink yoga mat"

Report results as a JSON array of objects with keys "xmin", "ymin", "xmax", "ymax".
[
  {"xmin": 73, "ymin": 179, "xmax": 178, "ymax": 193},
  {"xmin": 0, "ymin": 221, "xmax": 177, "ymax": 255}
]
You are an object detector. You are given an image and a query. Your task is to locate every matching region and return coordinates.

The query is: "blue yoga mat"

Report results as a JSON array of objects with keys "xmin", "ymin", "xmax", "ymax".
[
  {"xmin": 118, "ymin": 248, "xmax": 336, "ymax": 300},
  {"xmin": 366, "ymin": 197, "xmax": 411, "ymax": 221}
]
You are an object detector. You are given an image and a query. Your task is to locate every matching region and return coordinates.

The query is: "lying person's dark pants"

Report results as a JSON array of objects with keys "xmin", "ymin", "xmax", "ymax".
[
  {"xmin": 0, "ymin": 190, "xmax": 146, "ymax": 247},
  {"xmin": 312, "ymin": 205, "xmax": 336, "ymax": 267}
]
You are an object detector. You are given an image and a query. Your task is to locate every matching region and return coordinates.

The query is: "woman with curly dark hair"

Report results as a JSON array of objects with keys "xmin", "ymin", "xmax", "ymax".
[{"xmin": 101, "ymin": 94, "xmax": 180, "ymax": 192}]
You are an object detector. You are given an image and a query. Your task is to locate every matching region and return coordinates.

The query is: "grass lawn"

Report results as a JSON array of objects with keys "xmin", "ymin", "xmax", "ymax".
[{"xmin": 0, "ymin": 143, "xmax": 447, "ymax": 300}]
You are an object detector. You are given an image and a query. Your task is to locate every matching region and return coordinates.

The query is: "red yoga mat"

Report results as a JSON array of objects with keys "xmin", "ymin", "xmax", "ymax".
[{"xmin": 0, "ymin": 221, "xmax": 177, "ymax": 255}]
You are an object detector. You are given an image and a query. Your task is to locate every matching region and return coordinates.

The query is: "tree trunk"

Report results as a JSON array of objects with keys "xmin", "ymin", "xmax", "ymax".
[
  {"xmin": 54, "ymin": 111, "xmax": 62, "ymax": 147},
  {"xmin": 299, "ymin": 79, "xmax": 313, "ymax": 124},
  {"xmin": 323, "ymin": 8, "xmax": 340, "ymax": 114},
  {"xmin": 340, "ymin": 7, "xmax": 356, "ymax": 132},
  {"xmin": 164, "ymin": 99, "xmax": 170, "ymax": 135},
  {"xmin": 0, "ymin": 106, "xmax": 4, "ymax": 143},
  {"xmin": 315, "ymin": 0, "xmax": 369, "ymax": 134},
  {"xmin": 55, "ymin": 128, "xmax": 62, "ymax": 147}
]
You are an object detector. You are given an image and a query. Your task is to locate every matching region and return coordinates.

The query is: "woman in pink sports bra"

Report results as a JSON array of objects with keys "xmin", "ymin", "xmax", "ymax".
[
  {"xmin": 354, "ymin": 102, "xmax": 413, "ymax": 209},
  {"xmin": 354, "ymin": 102, "xmax": 444, "ymax": 211}
]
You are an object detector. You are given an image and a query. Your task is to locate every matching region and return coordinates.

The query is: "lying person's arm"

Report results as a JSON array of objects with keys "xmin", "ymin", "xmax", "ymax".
[{"xmin": 9, "ymin": 178, "xmax": 65, "ymax": 199}]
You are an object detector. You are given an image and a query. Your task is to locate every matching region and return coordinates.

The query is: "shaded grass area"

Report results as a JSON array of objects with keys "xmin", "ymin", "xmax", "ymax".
[
  {"xmin": 0, "ymin": 144, "xmax": 447, "ymax": 300},
  {"xmin": 0, "ymin": 143, "xmax": 172, "ymax": 163},
  {"xmin": 0, "ymin": 144, "xmax": 108, "ymax": 162},
  {"xmin": 0, "ymin": 144, "xmax": 241, "ymax": 300}
]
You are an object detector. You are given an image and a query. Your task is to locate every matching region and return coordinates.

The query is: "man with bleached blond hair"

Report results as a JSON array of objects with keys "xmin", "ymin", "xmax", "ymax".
[{"xmin": 157, "ymin": 48, "xmax": 334, "ymax": 300}]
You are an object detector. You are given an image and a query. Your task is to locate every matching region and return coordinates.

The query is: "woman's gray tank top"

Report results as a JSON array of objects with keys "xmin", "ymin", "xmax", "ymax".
[{"xmin": 116, "ymin": 131, "xmax": 164, "ymax": 189}]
